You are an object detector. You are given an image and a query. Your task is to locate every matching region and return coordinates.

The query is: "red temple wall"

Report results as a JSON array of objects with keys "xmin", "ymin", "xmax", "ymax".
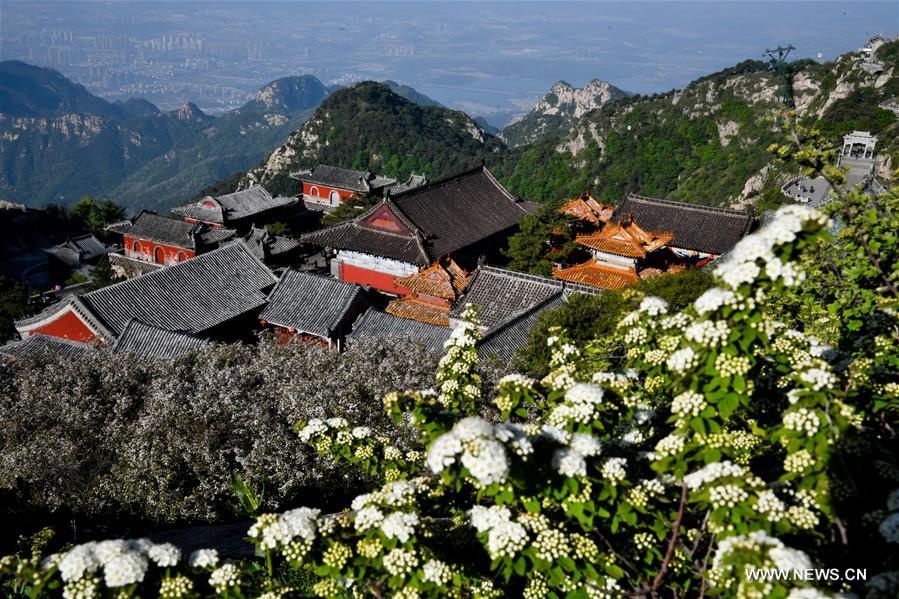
[
  {"xmin": 339, "ymin": 262, "xmax": 411, "ymax": 296},
  {"xmin": 124, "ymin": 235, "xmax": 195, "ymax": 265},
  {"xmin": 26, "ymin": 310, "xmax": 97, "ymax": 343},
  {"xmin": 303, "ymin": 183, "xmax": 354, "ymax": 203}
]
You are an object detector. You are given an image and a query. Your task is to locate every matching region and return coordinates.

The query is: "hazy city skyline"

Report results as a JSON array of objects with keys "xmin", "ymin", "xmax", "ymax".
[{"xmin": 1, "ymin": 1, "xmax": 897, "ymax": 125}]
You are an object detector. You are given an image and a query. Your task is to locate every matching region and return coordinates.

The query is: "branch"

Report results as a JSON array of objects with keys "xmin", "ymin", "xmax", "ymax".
[
  {"xmin": 697, "ymin": 534, "xmax": 716, "ymax": 599},
  {"xmin": 652, "ymin": 483, "xmax": 689, "ymax": 592}
]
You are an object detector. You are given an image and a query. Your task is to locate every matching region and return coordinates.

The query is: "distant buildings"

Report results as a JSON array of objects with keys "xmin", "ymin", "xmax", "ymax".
[
  {"xmin": 44, "ymin": 233, "xmax": 114, "ymax": 285},
  {"xmin": 293, "ymin": 165, "xmax": 398, "ymax": 212}
]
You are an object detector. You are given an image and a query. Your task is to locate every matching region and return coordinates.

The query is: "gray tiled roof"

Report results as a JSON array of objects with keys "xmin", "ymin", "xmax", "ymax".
[
  {"xmin": 79, "ymin": 240, "xmax": 278, "ymax": 337},
  {"xmin": 244, "ymin": 227, "xmax": 300, "ymax": 261},
  {"xmin": 347, "ymin": 308, "xmax": 451, "ymax": 353},
  {"xmin": 450, "ymin": 266, "xmax": 565, "ymax": 330},
  {"xmin": 477, "ymin": 294, "xmax": 565, "ymax": 362},
  {"xmin": 171, "ymin": 186, "xmax": 296, "ymax": 226},
  {"xmin": 111, "ymin": 319, "xmax": 211, "ymax": 359},
  {"xmin": 299, "ymin": 164, "xmax": 396, "ymax": 194},
  {"xmin": 1, "ymin": 333, "xmax": 98, "ymax": 361},
  {"xmin": 614, "ymin": 194, "xmax": 755, "ymax": 255},
  {"xmin": 119, "ymin": 211, "xmax": 202, "ymax": 248},
  {"xmin": 388, "ymin": 173, "xmax": 427, "ymax": 195},
  {"xmin": 44, "ymin": 234, "xmax": 110, "ymax": 265},
  {"xmin": 302, "ymin": 167, "xmax": 531, "ymax": 265},
  {"xmin": 259, "ymin": 270, "xmax": 366, "ymax": 340}
]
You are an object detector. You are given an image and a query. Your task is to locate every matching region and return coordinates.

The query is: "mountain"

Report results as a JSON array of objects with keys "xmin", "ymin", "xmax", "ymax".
[
  {"xmin": 492, "ymin": 44, "xmax": 899, "ymax": 207},
  {"xmin": 381, "ymin": 80, "xmax": 443, "ymax": 107},
  {"xmin": 247, "ymin": 81, "xmax": 504, "ymax": 192},
  {"xmin": 500, "ymin": 79, "xmax": 628, "ymax": 147},
  {"xmin": 0, "ymin": 62, "xmax": 329, "ymax": 212}
]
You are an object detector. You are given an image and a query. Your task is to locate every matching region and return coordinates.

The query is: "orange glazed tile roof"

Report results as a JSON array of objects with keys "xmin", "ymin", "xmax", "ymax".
[
  {"xmin": 394, "ymin": 258, "xmax": 471, "ymax": 300},
  {"xmin": 559, "ymin": 194, "xmax": 615, "ymax": 225},
  {"xmin": 575, "ymin": 220, "xmax": 673, "ymax": 258},
  {"xmin": 553, "ymin": 260, "xmax": 640, "ymax": 290},
  {"xmin": 385, "ymin": 296, "xmax": 451, "ymax": 326}
]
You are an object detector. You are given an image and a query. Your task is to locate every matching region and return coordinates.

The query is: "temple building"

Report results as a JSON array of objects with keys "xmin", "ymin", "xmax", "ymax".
[
  {"xmin": 347, "ymin": 308, "xmax": 451, "ymax": 353},
  {"xmin": 559, "ymin": 194, "xmax": 615, "ymax": 227},
  {"xmin": 110, "ymin": 319, "xmax": 211, "ymax": 359},
  {"xmin": 1, "ymin": 333, "xmax": 98, "ymax": 361},
  {"xmin": 106, "ymin": 211, "xmax": 237, "ymax": 278},
  {"xmin": 14, "ymin": 241, "xmax": 278, "ymax": 346},
  {"xmin": 242, "ymin": 226, "xmax": 301, "ymax": 265},
  {"xmin": 613, "ymin": 194, "xmax": 755, "ymax": 260},
  {"xmin": 302, "ymin": 166, "xmax": 538, "ymax": 295},
  {"xmin": 293, "ymin": 164, "xmax": 397, "ymax": 212},
  {"xmin": 384, "ymin": 258, "xmax": 471, "ymax": 326},
  {"xmin": 171, "ymin": 185, "xmax": 299, "ymax": 231},
  {"xmin": 258, "ymin": 269, "xmax": 369, "ymax": 350},
  {"xmin": 44, "ymin": 234, "xmax": 114, "ymax": 287}
]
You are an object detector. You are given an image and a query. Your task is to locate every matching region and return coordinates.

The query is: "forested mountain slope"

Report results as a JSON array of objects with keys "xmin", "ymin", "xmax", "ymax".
[{"xmin": 0, "ymin": 63, "xmax": 328, "ymax": 212}]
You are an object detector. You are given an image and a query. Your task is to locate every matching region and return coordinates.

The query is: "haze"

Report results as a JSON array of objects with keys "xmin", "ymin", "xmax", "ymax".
[{"xmin": 1, "ymin": 0, "xmax": 896, "ymax": 126}]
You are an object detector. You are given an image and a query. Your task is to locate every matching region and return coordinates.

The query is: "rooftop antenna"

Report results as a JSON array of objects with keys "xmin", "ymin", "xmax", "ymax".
[{"xmin": 764, "ymin": 45, "xmax": 797, "ymax": 109}]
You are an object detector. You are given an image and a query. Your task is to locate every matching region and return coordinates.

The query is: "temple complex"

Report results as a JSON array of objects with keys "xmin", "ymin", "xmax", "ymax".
[{"xmin": 559, "ymin": 194, "xmax": 615, "ymax": 227}]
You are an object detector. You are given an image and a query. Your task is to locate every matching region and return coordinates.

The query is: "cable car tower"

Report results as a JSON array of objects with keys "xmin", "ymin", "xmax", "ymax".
[{"xmin": 765, "ymin": 45, "xmax": 797, "ymax": 109}]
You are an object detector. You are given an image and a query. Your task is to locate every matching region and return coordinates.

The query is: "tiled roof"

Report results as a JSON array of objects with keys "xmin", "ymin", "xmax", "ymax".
[
  {"xmin": 385, "ymin": 296, "xmax": 451, "ymax": 326},
  {"xmin": 394, "ymin": 259, "xmax": 471, "ymax": 300},
  {"xmin": 614, "ymin": 194, "xmax": 755, "ymax": 255},
  {"xmin": 347, "ymin": 308, "xmax": 451, "ymax": 353},
  {"xmin": 553, "ymin": 260, "xmax": 639, "ymax": 290},
  {"xmin": 111, "ymin": 319, "xmax": 211, "ymax": 359},
  {"xmin": 449, "ymin": 266, "xmax": 567, "ymax": 330},
  {"xmin": 388, "ymin": 173, "xmax": 427, "ymax": 195},
  {"xmin": 302, "ymin": 166, "xmax": 531, "ymax": 265},
  {"xmin": 575, "ymin": 220, "xmax": 673, "ymax": 258},
  {"xmin": 79, "ymin": 241, "xmax": 277, "ymax": 337},
  {"xmin": 120, "ymin": 211, "xmax": 202, "ymax": 248},
  {"xmin": 15, "ymin": 295, "xmax": 117, "ymax": 342},
  {"xmin": 478, "ymin": 294, "xmax": 565, "ymax": 362},
  {"xmin": 44, "ymin": 234, "xmax": 110, "ymax": 266},
  {"xmin": 559, "ymin": 195, "xmax": 615, "ymax": 225},
  {"xmin": 171, "ymin": 186, "xmax": 296, "ymax": 226},
  {"xmin": 1, "ymin": 333, "xmax": 98, "ymax": 361},
  {"xmin": 299, "ymin": 164, "xmax": 396, "ymax": 194},
  {"xmin": 200, "ymin": 226, "xmax": 239, "ymax": 245},
  {"xmin": 259, "ymin": 270, "xmax": 366, "ymax": 339},
  {"xmin": 243, "ymin": 227, "xmax": 300, "ymax": 261}
]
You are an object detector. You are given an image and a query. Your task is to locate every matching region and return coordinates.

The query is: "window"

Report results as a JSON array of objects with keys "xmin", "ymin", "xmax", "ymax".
[
  {"xmin": 309, "ymin": 186, "xmax": 320, "ymax": 197},
  {"xmin": 176, "ymin": 251, "xmax": 187, "ymax": 263},
  {"xmin": 154, "ymin": 247, "xmax": 165, "ymax": 265},
  {"xmin": 131, "ymin": 240, "xmax": 141, "ymax": 256},
  {"xmin": 330, "ymin": 190, "xmax": 341, "ymax": 205}
]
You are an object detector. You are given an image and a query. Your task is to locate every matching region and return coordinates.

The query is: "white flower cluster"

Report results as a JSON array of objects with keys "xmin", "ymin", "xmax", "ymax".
[
  {"xmin": 683, "ymin": 461, "xmax": 746, "ymax": 491},
  {"xmin": 380, "ymin": 511, "xmax": 420, "ymax": 543},
  {"xmin": 600, "ymin": 457, "xmax": 628, "ymax": 484},
  {"xmin": 714, "ymin": 205, "xmax": 828, "ymax": 291},
  {"xmin": 667, "ymin": 347, "xmax": 699, "ymax": 374},
  {"xmin": 784, "ymin": 449, "xmax": 815, "ymax": 473},
  {"xmin": 798, "ymin": 367, "xmax": 837, "ymax": 392},
  {"xmin": 712, "ymin": 529, "xmax": 813, "ymax": 581},
  {"xmin": 671, "ymin": 390, "xmax": 707, "ymax": 419},
  {"xmin": 782, "ymin": 408, "xmax": 821, "ymax": 436},
  {"xmin": 422, "ymin": 559, "xmax": 453, "ymax": 586},
  {"xmin": 715, "ymin": 353, "xmax": 752, "ymax": 377},
  {"xmin": 755, "ymin": 490, "xmax": 787, "ymax": 523},
  {"xmin": 654, "ymin": 434, "xmax": 686, "ymax": 458},
  {"xmin": 188, "ymin": 548, "xmax": 219, "ymax": 569},
  {"xmin": 248, "ymin": 507, "xmax": 320, "ymax": 550},
  {"xmin": 639, "ymin": 296, "xmax": 669, "ymax": 316},
  {"xmin": 685, "ymin": 320, "xmax": 731, "ymax": 347},
  {"xmin": 694, "ymin": 287, "xmax": 739, "ymax": 315},
  {"xmin": 552, "ymin": 432, "xmax": 602, "ymax": 478},
  {"xmin": 208, "ymin": 563, "xmax": 240, "ymax": 591},
  {"xmin": 427, "ymin": 417, "xmax": 508, "ymax": 488},
  {"xmin": 297, "ymin": 417, "xmax": 351, "ymax": 444},
  {"xmin": 470, "ymin": 505, "xmax": 529, "ymax": 560},
  {"xmin": 547, "ymin": 383, "xmax": 604, "ymax": 427},
  {"xmin": 709, "ymin": 484, "xmax": 749, "ymax": 509},
  {"xmin": 57, "ymin": 538, "xmax": 186, "ymax": 588},
  {"xmin": 497, "ymin": 373, "xmax": 537, "ymax": 390}
]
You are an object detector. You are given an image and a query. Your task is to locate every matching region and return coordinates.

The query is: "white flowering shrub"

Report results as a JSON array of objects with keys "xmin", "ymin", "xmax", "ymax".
[{"xmin": 4, "ymin": 204, "xmax": 897, "ymax": 597}]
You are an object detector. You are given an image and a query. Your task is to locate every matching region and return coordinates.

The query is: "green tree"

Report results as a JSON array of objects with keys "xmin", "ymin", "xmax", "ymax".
[
  {"xmin": 503, "ymin": 201, "xmax": 578, "ymax": 276},
  {"xmin": 0, "ymin": 276, "xmax": 30, "ymax": 343}
]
